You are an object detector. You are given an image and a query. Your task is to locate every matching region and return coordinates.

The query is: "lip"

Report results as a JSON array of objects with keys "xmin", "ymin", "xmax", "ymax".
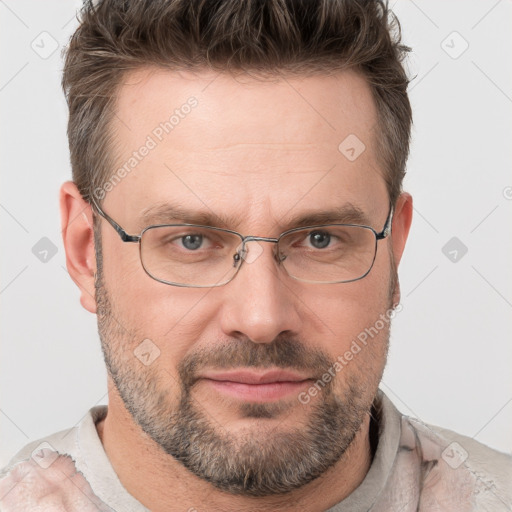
[
  {"xmin": 198, "ymin": 369, "xmax": 314, "ymax": 402},
  {"xmin": 200, "ymin": 369, "xmax": 312, "ymax": 384}
]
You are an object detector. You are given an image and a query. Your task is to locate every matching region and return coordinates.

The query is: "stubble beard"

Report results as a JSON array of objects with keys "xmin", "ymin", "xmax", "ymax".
[{"xmin": 94, "ymin": 232, "xmax": 396, "ymax": 496}]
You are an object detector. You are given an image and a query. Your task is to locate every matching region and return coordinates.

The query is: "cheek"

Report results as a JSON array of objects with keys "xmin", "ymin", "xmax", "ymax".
[
  {"xmin": 101, "ymin": 238, "xmax": 215, "ymax": 358},
  {"xmin": 316, "ymin": 284, "xmax": 391, "ymax": 389},
  {"xmin": 297, "ymin": 266, "xmax": 392, "ymax": 400},
  {"xmin": 303, "ymin": 264, "xmax": 391, "ymax": 350}
]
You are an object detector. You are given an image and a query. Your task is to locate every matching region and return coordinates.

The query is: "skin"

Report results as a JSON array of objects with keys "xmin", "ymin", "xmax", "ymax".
[{"xmin": 60, "ymin": 68, "xmax": 412, "ymax": 511}]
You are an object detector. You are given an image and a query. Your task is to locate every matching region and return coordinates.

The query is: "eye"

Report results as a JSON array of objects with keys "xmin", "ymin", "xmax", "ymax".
[
  {"xmin": 180, "ymin": 233, "xmax": 204, "ymax": 251},
  {"xmin": 285, "ymin": 227, "xmax": 352, "ymax": 252},
  {"xmin": 308, "ymin": 230, "xmax": 331, "ymax": 249}
]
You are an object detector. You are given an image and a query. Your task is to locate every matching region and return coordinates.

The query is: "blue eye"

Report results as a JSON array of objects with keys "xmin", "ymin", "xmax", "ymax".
[
  {"xmin": 181, "ymin": 234, "xmax": 203, "ymax": 250},
  {"xmin": 309, "ymin": 231, "xmax": 331, "ymax": 249}
]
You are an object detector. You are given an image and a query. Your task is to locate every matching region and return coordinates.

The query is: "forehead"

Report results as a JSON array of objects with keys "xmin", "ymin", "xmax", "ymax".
[{"xmin": 106, "ymin": 67, "xmax": 387, "ymax": 230}]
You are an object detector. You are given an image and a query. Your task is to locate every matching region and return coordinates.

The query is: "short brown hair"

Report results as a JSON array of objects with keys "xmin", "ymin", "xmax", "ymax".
[{"xmin": 62, "ymin": 0, "xmax": 412, "ymax": 207}]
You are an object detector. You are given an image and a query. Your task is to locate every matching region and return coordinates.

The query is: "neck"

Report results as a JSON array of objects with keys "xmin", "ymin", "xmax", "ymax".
[{"xmin": 97, "ymin": 383, "xmax": 373, "ymax": 512}]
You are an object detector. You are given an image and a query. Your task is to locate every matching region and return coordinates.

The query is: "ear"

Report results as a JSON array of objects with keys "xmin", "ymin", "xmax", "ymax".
[
  {"xmin": 389, "ymin": 192, "xmax": 413, "ymax": 306},
  {"xmin": 391, "ymin": 192, "xmax": 413, "ymax": 267},
  {"xmin": 60, "ymin": 181, "xmax": 97, "ymax": 314}
]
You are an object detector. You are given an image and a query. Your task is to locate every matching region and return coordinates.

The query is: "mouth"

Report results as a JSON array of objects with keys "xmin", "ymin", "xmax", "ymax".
[{"xmin": 198, "ymin": 369, "xmax": 314, "ymax": 402}]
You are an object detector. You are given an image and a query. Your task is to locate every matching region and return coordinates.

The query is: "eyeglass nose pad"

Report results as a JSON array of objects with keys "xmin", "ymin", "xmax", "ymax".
[
  {"xmin": 232, "ymin": 239, "xmax": 249, "ymax": 268},
  {"xmin": 235, "ymin": 239, "xmax": 271, "ymax": 266},
  {"xmin": 232, "ymin": 250, "xmax": 245, "ymax": 268},
  {"xmin": 232, "ymin": 240, "xmax": 286, "ymax": 270},
  {"xmin": 277, "ymin": 252, "xmax": 287, "ymax": 263}
]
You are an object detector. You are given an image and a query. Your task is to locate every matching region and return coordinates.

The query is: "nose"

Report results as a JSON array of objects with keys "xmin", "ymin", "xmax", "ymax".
[{"xmin": 218, "ymin": 240, "xmax": 302, "ymax": 344}]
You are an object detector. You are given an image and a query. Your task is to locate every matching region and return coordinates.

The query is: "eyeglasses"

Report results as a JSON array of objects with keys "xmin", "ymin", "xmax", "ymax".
[{"xmin": 90, "ymin": 197, "xmax": 393, "ymax": 288}]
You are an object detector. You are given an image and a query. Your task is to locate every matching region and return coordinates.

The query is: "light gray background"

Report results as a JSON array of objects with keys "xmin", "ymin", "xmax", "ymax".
[{"xmin": 1, "ymin": 1, "xmax": 511, "ymax": 466}]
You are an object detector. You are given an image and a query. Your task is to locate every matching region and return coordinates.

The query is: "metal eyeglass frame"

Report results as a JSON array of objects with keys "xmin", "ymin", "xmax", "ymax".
[{"xmin": 89, "ymin": 195, "xmax": 394, "ymax": 287}]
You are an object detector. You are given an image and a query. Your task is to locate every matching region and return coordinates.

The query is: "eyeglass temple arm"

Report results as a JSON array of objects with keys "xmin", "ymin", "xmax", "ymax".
[
  {"xmin": 89, "ymin": 196, "xmax": 140, "ymax": 243},
  {"xmin": 376, "ymin": 204, "xmax": 394, "ymax": 240}
]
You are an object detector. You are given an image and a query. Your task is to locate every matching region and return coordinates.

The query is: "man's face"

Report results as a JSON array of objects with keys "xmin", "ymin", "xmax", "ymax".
[{"xmin": 94, "ymin": 69, "xmax": 404, "ymax": 496}]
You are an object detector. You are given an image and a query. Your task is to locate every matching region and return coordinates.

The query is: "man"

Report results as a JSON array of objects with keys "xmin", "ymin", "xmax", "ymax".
[{"xmin": 1, "ymin": 0, "xmax": 510, "ymax": 510}]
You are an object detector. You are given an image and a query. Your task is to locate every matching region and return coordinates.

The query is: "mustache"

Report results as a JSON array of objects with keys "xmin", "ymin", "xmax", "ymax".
[{"xmin": 178, "ymin": 336, "xmax": 332, "ymax": 389}]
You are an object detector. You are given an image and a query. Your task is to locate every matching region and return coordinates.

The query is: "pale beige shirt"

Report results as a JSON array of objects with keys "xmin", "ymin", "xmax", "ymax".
[{"xmin": 1, "ymin": 390, "xmax": 511, "ymax": 511}]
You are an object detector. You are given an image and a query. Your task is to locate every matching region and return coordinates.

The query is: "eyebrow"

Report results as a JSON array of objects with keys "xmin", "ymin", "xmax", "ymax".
[{"xmin": 139, "ymin": 202, "xmax": 371, "ymax": 232}]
